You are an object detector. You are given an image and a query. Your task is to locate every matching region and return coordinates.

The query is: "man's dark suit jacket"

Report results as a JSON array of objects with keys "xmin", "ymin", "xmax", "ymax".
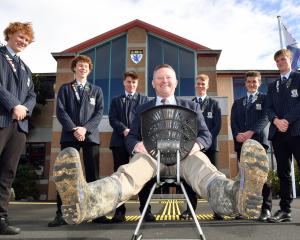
[
  {"xmin": 192, "ymin": 96, "xmax": 221, "ymax": 151},
  {"xmin": 231, "ymin": 92, "xmax": 269, "ymax": 153},
  {"xmin": 266, "ymin": 71, "xmax": 300, "ymax": 140},
  {"xmin": 56, "ymin": 80, "xmax": 103, "ymax": 144},
  {"xmin": 109, "ymin": 93, "xmax": 148, "ymax": 148},
  {"xmin": 0, "ymin": 46, "xmax": 36, "ymax": 133},
  {"xmin": 126, "ymin": 97, "xmax": 212, "ymax": 154}
]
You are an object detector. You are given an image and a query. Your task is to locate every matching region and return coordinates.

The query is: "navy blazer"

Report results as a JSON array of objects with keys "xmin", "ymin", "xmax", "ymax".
[
  {"xmin": 192, "ymin": 96, "xmax": 221, "ymax": 151},
  {"xmin": 126, "ymin": 98, "xmax": 212, "ymax": 154},
  {"xmin": 109, "ymin": 93, "xmax": 148, "ymax": 148},
  {"xmin": 0, "ymin": 46, "xmax": 36, "ymax": 133},
  {"xmin": 266, "ymin": 71, "xmax": 300, "ymax": 140},
  {"xmin": 231, "ymin": 92, "xmax": 269, "ymax": 152},
  {"xmin": 56, "ymin": 80, "xmax": 104, "ymax": 144}
]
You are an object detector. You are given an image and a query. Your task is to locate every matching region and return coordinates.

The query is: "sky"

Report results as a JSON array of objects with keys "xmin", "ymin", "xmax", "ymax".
[{"xmin": 1, "ymin": 0, "xmax": 300, "ymax": 73}]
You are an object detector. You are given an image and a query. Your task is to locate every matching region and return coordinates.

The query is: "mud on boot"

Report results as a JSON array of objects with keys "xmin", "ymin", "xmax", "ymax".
[
  {"xmin": 237, "ymin": 139, "xmax": 269, "ymax": 218},
  {"xmin": 53, "ymin": 147, "xmax": 121, "ymax": 224},
  {"xmin": 53, "ymin": 147, "xmax": 89, "ymax": 224},
  {"xmin": 208, "ymin": 139, "xmax": 269, "ymax": 218}
]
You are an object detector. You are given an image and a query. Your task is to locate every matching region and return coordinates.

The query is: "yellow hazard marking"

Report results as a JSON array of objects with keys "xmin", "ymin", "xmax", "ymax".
[{"xmin": 123, "ymin": 199, "xmax": 236, "ymax": 222}]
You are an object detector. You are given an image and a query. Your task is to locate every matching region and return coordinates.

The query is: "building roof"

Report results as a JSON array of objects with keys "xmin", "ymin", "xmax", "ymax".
[
  {"xmin": 60, "ymin": 19, "xmax": 212, "ymax": 53},
  {"xmin": 217, "ymin": 69, "xmax": 279, "ymax": 76}
]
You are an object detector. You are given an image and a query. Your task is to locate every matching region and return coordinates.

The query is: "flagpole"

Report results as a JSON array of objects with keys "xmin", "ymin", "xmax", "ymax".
[{"xmin": 277, "ymin": 16, "xmax": 284, "ymax": 49}]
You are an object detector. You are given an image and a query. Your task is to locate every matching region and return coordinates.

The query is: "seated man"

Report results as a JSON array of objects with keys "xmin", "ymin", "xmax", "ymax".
[{"xmin": 53, "ymin": 64, "xmax": 269, "ymax": 224}]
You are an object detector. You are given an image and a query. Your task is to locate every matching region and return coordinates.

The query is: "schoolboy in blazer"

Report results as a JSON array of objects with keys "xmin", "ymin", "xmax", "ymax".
[
  {"xmin": 266, "ymin": 49, "xmax": 300, "ymax": 223},
  {"xmin": 48, "ymin": 55, "xmax": 105, "ymax": 227},
  {"xmin": 231, "ymin": 71, "xmax": 269, "ymax": 154},
  {"xmin": 231, "ymin": 71, "xmax": 271, "ymax": 221},
  {"xmin": 192, "ymin": 74, "xmax": 221, "ymax": 165},
  {"xmin": 0, "ymin": 22, "xmax": 36, "ymax": 235}
]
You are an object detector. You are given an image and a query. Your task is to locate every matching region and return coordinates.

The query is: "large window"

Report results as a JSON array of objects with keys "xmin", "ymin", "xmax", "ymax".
[
  {"xmin": 147, "ymin": 34, "xmax": 195, "ymax": 97},
  {"xmin": 233, "ymin": 76, "xmax": 277, "ymax": 100},
  {"xmin": 80, "ymin": 35, "xmax": 126, "ymax": 114}
]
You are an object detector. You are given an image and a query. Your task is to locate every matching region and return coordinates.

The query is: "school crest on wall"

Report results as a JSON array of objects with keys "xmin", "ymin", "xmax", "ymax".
[{"xmin": 130, "ymin": 50, "xmax": 143, "ymax": 64}]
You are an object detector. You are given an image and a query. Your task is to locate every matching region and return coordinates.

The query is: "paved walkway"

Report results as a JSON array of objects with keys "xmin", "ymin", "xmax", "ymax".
[{"xmin": 2, "ymin": 197, "xmax": 300, "ymax": 240}]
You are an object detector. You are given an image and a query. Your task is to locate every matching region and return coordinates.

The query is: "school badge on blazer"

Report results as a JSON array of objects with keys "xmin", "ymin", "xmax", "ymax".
[
  {"xmin": 89, "ymin": 97, "xmax": 96, "ymax": 105},
  {"xmin": 291, "ymin": 89, "xmax": 298, "ymax": 97},
  {"xmin": 207, "ymin": 112, "xmax": 213, "ymax": 118},
  {"xmin": 130, "ymin": 50, "xmax": 143, "ymax": 64},
  {"xmin": 256, "ymin": 103, "xmax": 262, "ymax": 110}
]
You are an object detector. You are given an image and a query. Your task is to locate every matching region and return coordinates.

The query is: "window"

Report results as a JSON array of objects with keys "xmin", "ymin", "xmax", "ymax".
[
  {"xmin": 148, "ymin": 34, "xmax": 195, "ymax": 97},
  {"xmin": 80, "ymin": 35, "xmax": 126, "ymax": 114}
]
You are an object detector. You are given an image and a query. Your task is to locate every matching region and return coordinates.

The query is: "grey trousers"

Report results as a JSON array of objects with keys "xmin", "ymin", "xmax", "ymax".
[{"xmin": 111, "ymin": 151, "xmax": 226, "ymax": 205}]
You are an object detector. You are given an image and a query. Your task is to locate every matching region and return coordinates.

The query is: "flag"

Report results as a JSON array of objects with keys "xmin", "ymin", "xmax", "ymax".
[{"xmin": 282, "ymin": 24, "xmax": 300, "ymax": 71}]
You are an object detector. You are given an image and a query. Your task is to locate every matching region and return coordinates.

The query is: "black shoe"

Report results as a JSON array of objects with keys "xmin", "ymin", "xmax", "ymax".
[
  {"xmin": 92, "ymin": 216, "xmax": 111, "ymax": 224},
  {"xmin": 144, "ymin": 211, "xmax": 156, "ymax": 222},
  {"xmin": 257, "ymin": 209, "xmax": 271, "ymax": 222},
  {"xmin": 268, "ymin": 210, "xmax": 292, "ymax": 223},
  {"xmin": 180, "ymin": 209, "xmax": 192, "ymax": 219},
  {"xmin": 111, "ymin": 211, "xmax": 126, "ymax": 223},
  {"xmin": 213, "ymin": 212, "xmax": 224, "ymax": 220},
  {"xmin": 0, "ymin": 217, "xmax": 21, "ymax": 235},
  {"xmin": 48, "ymin": 215, "xmax": 67, "ymax": 227}
]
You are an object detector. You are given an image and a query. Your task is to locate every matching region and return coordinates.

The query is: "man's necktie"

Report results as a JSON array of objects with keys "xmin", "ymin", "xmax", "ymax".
[
  {"xmin": 197, "ymin": 97, "xmax": 202, "ymax": 105},
  {"xmin": 77, "ymin": 84, "xmax": 84, "ymax": 96},
  {"xmin": 13, "ymin": 55, "xmax": 21, "ymax": 77},
  {"xmin": 246, "ymin": 94, "xmax": 253, "ymax": 109},
  {"xmin": 161, "ymin": 98, "xmax": 169, "ymax": 105},
  {"xmin": 13, "ymin": 55, "xmax": 20, "ymax": 64},
  {"xmin": 126, "ymin": 94, "xmax": 133, "ymax": 127},
  {"xmin": 281, "ymin": 76, "xmax": 287, "ymax": 85}
]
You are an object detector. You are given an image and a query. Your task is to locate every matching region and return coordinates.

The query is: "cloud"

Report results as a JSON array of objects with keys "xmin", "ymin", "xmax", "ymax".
[{"xmin": 1, "ymin": 0, "xmax": 299, "ymax": 72}]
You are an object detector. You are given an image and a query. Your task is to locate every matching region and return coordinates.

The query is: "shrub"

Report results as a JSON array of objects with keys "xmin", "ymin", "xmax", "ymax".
[
  {"xmin": 267, "ymin": 170, "xmax": 280, "ymax": 197},
  {"xmin": 268, "ymin": 161, "xmax": 300, "ymax": 197},
  {"xmin": 12, "ymin": 164, "xmax": 39, "ymax": 200}
]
